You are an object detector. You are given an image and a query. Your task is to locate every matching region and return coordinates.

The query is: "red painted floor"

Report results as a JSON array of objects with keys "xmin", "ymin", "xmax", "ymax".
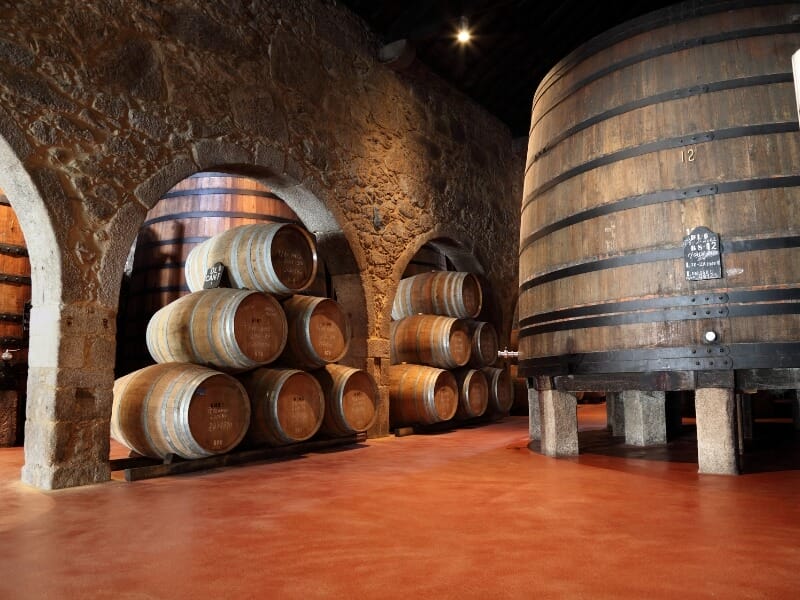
[{"xmin": 1, "ymin": 405, "xmax": 799, "ymax": 599}]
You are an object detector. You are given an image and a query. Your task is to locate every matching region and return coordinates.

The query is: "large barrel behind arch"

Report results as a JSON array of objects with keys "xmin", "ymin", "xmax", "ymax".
[
  {"xmin": 518, "ymin": 2, "xmax": 800, "ymax": 380},
  {"xmin": 0, "ymin": 195, "xmax": 30, "ymax": 364},
  {"xmin": 119, "ymin": 173, "xmax": 327, "ymax": 374}
]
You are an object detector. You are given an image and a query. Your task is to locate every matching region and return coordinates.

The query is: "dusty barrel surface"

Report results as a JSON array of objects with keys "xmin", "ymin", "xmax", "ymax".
[
  {"xmin": 388, "ymin": 364, "xmax": 458, "ymax": 426},
  {"xmin": 467, "ymin": 320, "xmax": 499, "ymax": 368},
  {"xmin": 146, "ymin": 288, "xmax": 287, "ymax": 371},
  {"xmin": 280, "ymin": 295, "xmax": 351, "ymax": 370},
  {"xmin": 0, "ymin": 196, "xmax": 30, "ymax": 362},
  {"xmin": 392, "ymin": 271, "xmax": 482, "ymax": 320},
  {"xmin": 519, "ymin": 1, "xmax": 800, "ymax": 379},
  {"xmin": 185, "ymin": 222, "xmax": 318, "ymax": 294},
  {"xmin": 390, "ymin": 315, "xmax": 471, "ymax": 369},
  {"xmin": 239, "ymin": 367, "xmax": 325, "ymax": 446},
  {"xmin": 482, "ymin": 367, "xmax": 514, "ymax": 414},
  {"xmin": 312, "ymin": 364, "xmax": 378, "ymax": 436},
  {"xmin": 111, "ymin": 363, "xmax": 251, "ymax": 459},
  {"xmin": 453, "ymin": 368, "xmax": 489, "ymax": 419}
]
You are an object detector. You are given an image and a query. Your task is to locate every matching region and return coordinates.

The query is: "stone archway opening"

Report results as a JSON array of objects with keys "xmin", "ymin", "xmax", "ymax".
[
  {"xmin": 112, "ymin": 163, "xmax": 372, "ymax": 462},
  {"xmin": 0, "ymin": 131, "xmax": 65, "ymax": 487}
]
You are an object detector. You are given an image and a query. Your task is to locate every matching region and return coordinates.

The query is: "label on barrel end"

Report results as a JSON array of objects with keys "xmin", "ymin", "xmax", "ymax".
[
  {"xmin": 203, "ymin": 262, "xmax": 227, "ymax": 289},
  {"xmin": 683, "ymin": 227, "xmax": 722, "ymax": 281}
]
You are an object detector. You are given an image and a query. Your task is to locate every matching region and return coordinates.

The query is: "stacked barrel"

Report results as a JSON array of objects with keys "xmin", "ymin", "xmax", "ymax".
[
  {"xmin": 389, "ymin": 271, "xmax": 511, "ymax": 429},
  {"xmin": 118, "ymin": 172, "xmax": 329, "ymax": 375},
  {"xmin": 112, "ymin": 220, "xmax": 377, "ymax": 461}
]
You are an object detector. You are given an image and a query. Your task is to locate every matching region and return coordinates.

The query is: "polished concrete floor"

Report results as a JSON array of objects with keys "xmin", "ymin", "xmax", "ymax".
[{"xmin": 1, "ymin": 405, "xmax": 799, "ymax": 599}]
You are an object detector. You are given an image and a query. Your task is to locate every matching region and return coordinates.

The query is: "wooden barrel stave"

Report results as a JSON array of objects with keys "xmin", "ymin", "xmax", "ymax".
[
  {"xmin": 453, "ymin": 368, "xmax": 489, "ymax": 419},
  {"xmin": 392, "ymin": 271, "xmax": 482, "ymax": 320},
  {"xmin": 111, "ymin": 363, "xmax": 251, "ymax": 459},
  {"xmin": 390, "ymin": 315, "xmax": 471, "ymax": 369},
  {"xmin": 388, "ymin": 364, "xmax": 458, "ymax": 426},
  {"xmin": 519, "ymin": 2, "xmax": 800, "ymax": 378},
  {"xmin": 280, "ymin": 296, "xmax": 351, "ymax": 370},
  {"xmin": 146, "ymin": 288, "xmax": 287, "ymax": 371},
  {"xmin": 239, "ymin": 367, "xmax": 325, "ymax": 446},
  {"xmin": 312, "ymin": 364, "xmax": 378, "ymax": 436}
]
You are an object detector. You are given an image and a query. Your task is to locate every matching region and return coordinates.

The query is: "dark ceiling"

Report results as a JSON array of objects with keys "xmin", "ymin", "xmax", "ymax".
[{"xmin": 339, "ymin": 0, "xmax": 682, "ymax": 136}]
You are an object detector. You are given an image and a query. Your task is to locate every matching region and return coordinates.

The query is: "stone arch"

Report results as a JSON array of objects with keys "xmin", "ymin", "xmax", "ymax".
[
  {"xmin": 389, "ymin": 229, "xmax": 504, "ymax": 335},
  {"xmin": 130, "ymin": 144, "xmax": 369, "ymax": 367},
  {"xmin": 0, "ymin": 112, "xmax": 68, "ymax": 485}
]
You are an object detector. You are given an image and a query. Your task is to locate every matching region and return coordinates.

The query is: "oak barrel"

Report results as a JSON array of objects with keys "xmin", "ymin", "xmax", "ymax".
[
  {"xmin": 111, "ymin": 363, "xmax": 251, "ymax": 459},
  {"xmin": 519, "ymin": 1, "xmax": 800, "ymax": 380},
  {"xmin": 388, "ymin": 364, "xmax": 458, "ymax": 426},
  {"xmin": 0, "ymin": 196, "xmax": 30, "ymax": 363},
  {"xmin": 146, "ymin": 288, "xmax": 287, "ymax": 371},
  {"xmin": 392, "ymin": 271, "xmax": 482, "ymax": 320},
  {"xmin": 239, "ymin": 367, "xmax": 325, "ymax": 446},
  {"xmin": 185, "ymin": 223, "xmax": 318, "ymax": 295},
  {"xmin": 312, "ymin": 364, "xmax": 378, "ymax": 436},
  {"xmin": 280, "ymin": 295, "xmax": 351, "ymax": 370},
  {"xmin": 482, "ymin": 367, "xmax": 514, "ymax": 414},
  {"xmin": 453, "ymin": 368, "xmax": 489, "ymax": 419},
  {"xmin": 390, "ymin": 315, "xmax": 471, "ymax": 369},
  {"xmin": 467, "ymin": 320, "xmax": 499, "ymax": 368}
]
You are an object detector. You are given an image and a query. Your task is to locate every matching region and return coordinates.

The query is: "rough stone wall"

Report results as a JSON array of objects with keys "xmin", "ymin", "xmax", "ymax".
[{"xmin": 0, "ymin": 0, "xmax": 521, "ymax": 488}]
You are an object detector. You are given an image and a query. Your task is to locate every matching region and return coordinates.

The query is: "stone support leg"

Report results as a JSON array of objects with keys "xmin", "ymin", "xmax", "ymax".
[
  {"xmin": 695, "ymin": 388, "xmax": 739, "ymax": 475},
  {"xmin": 607, "ymin": 392, "xmax": 625, "ymax": 437},
  {"xmin": 540, "ymin": 390, "xmax": 578, "ymax": 457},
  {"xmin": 528, "ymin": 386, "xmax": 541, "ymax": 441},
  {"xmin": 623, "ymin": 390, "xmax": 666, "ymax": 446}
]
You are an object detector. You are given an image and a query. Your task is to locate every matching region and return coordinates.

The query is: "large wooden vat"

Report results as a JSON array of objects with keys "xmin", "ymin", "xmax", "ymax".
[
  {"xmin": 280, "ymin": 295, "xmax": 351, "ymax": 370},
  {"xmin": 388, "ymin": 364, "xmax": 458, "ymax": 426},
  {"xmin": 312, "ymin": 364, "xmax": 378, "ymax": 436},
  {"xmin": 239, "ymin": 367, "xmax": 325, "ymax": 446},
  {"xmin": 518, "ymin": 1, "xmax": 800, "ymax": 384},
  {"xmin": 111, "ymin": 363, "xmax": 251, "ymax": 460},
  {"xmin": 402, "ymin": 243, "xmax": 449, "ymax": 278},
  {"xmin": 120, "ymin": 173, "xmax": 326, "ymax": 373},
  {"xmin": 390, "ymin": 315, "xmax": 471, "ymax": 369},
  {"xmin": 129, "ymin": 172, "xmax": 303, "ymax": 311},
  {"xmin": 146, "ymin": 288, "xmax": 287, "ymax": 371},
  {"xmin": 0, "ymin": 196, "xmax": 30, "ymax": 362}
]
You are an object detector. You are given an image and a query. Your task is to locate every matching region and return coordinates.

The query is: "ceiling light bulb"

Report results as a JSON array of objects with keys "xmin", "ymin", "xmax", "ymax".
[{"xmin": 457, "ymin": 16, "xmax": 470, "ymax": 43}]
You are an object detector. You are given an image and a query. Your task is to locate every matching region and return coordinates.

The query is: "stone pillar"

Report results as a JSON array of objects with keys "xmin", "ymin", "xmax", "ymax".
[
  {"xmin": 540, "ymin": 390, "xmax": 578, "ymax": 457},
  {"xmin": 528, "ymin": 385, "xmax": 541, "ymax": 441},
  {"xmin": 21, "ymin": 303, "xmax": 115, "ymax": 490},
  {"xmin": 364, "ymin": 337, "xmax": 390, "ymax": 438},
  {"xmin": 695, "ymin": 387, "xmax": 739, "ymax": 475},
  {"xmin": 622, "ymin": 390, "xmax": 666, "ymax": 446},
  {"xmin": 607, "ymin": 392, "xmax": 625, "ymax": 436}
]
